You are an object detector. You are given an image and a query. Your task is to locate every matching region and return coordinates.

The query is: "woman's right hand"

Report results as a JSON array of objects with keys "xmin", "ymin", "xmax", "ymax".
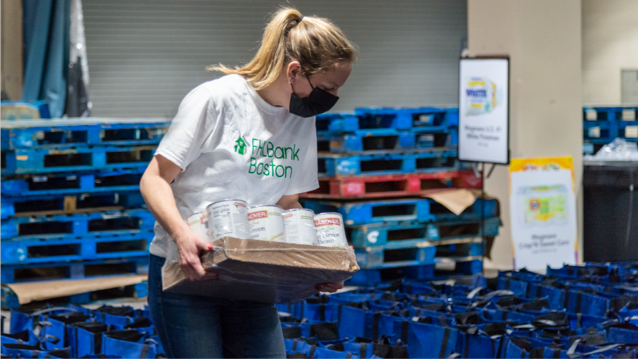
[{"xmin": 174, "ymin": 228, "xmax": 213, "ymax": 281}]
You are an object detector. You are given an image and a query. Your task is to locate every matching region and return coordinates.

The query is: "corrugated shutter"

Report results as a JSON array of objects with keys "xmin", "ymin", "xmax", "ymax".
[{"xmin": 83, "ymin": 0, "xmax": 466, "ymax": 118}]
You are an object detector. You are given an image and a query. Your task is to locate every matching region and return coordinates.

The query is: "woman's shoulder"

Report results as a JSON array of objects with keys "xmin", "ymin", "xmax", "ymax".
[{"xmin": 197, "ymin": 74, "xmax": 247, "ymax": 99}]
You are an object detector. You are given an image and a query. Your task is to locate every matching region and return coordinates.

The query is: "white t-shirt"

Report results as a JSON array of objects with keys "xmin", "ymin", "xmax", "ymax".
[{"xmin": 149, "ymin": 74, "xmax": 319, "ymax": 257}]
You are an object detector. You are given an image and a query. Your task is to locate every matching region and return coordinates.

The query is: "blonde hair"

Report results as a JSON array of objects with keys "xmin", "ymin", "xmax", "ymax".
[{"xmin": 208, "ymin": 7, "xmax": 357, "ymax": 90}]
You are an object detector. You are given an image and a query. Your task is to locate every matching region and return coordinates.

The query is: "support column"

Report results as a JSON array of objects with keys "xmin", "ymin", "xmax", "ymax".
[{"xmin": 467, "ymin": 0, "xmax": 583, "ymax": 270}]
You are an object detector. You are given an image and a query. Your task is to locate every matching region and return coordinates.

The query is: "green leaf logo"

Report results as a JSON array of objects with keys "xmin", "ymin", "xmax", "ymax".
[{"xmin": 234, "ymin": 137, "xmax": 247, "ymax": 155}]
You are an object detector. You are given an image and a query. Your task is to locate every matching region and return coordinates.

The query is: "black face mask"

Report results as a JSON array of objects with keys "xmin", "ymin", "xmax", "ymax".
[{"xmin": 289, "ymin": 76, "xmax": 339, "ymax": 118}]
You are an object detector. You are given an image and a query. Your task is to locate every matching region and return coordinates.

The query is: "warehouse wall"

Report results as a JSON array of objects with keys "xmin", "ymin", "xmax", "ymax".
[
  {"xmin": 82, "ymin": 0, "xmax": 467, "ymax": 118},
  {"xmin": 468, "ymin": 0, "xmax": 583, "ymax": 270},
  {"xmin": 582, "ymin": 0, "xmax": 638, "ymax": 105}
]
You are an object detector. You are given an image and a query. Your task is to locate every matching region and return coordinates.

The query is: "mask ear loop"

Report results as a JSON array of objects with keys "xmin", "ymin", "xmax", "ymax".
[{"xmin": 306, "ymin": 75, "xmax": 315, "ymax": 90}]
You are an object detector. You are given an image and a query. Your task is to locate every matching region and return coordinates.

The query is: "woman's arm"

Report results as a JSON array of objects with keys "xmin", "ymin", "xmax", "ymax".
[{"xmin": 140, "ymin": 155, "xmax": 211, "ymax": 281}]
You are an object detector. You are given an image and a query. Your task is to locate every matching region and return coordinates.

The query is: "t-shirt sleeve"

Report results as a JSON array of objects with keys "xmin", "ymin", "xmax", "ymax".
[
  {"xmin": 155, "ymin": 84, "xmax": 216, "ymax": 170},
  {"xmin": 284, "ymin": 125, "xmax": 319, "ymax": 195}
]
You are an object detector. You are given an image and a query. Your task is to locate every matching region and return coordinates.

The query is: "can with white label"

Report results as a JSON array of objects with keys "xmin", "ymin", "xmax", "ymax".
[
  {"xmin": 248, "ymin": 205, "xmax": 285, "ymax": 242},
  {"xmin": 314, "ymin": 212, "xmax": 348, "ymax": 247},
  {"xmin": 206, "ymin": 199, "xmax": 250, "ymax": 240},
  {"xmin": 283, "ymin": 208, "xmax": 318, "ymax": 245},
  {"xmin": 186, "ymin": 212, "xmax": 210, "ymax": 242}
]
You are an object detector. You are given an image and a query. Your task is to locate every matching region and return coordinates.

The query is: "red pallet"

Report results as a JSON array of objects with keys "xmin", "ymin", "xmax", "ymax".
[{"xmin": 301, "ymin": 171, "xmax": 481, "ymax": 199}]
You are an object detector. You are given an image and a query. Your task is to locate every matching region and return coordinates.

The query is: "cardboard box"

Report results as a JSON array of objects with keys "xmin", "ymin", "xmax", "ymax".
[{"xmin": 162, "ymin": 237, "xmax": 359, "ymax": 304}]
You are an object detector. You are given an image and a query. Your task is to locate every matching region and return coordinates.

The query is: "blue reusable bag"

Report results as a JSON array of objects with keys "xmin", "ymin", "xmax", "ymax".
[
  {"xmin": 67, "ymin": 321, "xmax": 110, "ymax": 358},
  {"xmin": 1, "ymin": 343, "xmax": 70, "ymax": 358},
  {"xmin": 498, "ymin": 277, "xmax": 529, "ymax": 297},
  {"xmin": 10, "ymin": 306, "xmax": 77, "ymax": 333},
  {"xmin": 565, "ymin": 290, "xmax": 610, "ymax": 317},
  {"xmin": 605, "ymin": 323, "xmax": 638, "ymax": 344},
  {"xmin": 407, "ymin": 321, "xmax": 458, "ymax": 359},
  {"xmin": 455, "ymin": 330, "xmax": 504, "ymax": 359},
  {"xmin": 101, "ymin": 330, "xmax": 156, "ymax": 359},
  {"xmin": 527, "ymin": 283, "xmax": 565, "ymax": 310},
  {"xmin": 40, "ymin": 312, "xmax": 91, "ymax": 350},
  {"xmin": 1, "ymin": 330, "xmax": 38, "ymax": 345},
  {"xmin": 303, "ymin": 297, "xmax": 340, "ymax": 322}
]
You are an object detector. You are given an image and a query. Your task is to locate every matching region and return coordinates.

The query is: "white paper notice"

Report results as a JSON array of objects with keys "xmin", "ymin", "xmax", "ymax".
[{"xmin": 459, "ymin": 58, "xmax": 509, "ymax": 164}]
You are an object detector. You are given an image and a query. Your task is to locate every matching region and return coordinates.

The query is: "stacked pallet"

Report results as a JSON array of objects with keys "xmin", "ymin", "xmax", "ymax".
[
  {"xmin": 583, "ymin": 106, "xmax": 638, "ymax": 154},
  {"xmin": 1, "ymin": 118, "xmax": 168, "ymax": 308},
  {"xmin": 302, "ymin": 107, "xmax": 500, "ymax": 285}
]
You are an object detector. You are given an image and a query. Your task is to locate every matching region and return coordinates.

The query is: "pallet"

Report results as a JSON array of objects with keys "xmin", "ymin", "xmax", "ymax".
[
  {"xmin": 316, "ymin": 128, "xmax": 457, "ymax": 154},
  {"xmin": 583, "ymin": 121, "xmax": 614, "ymax": 142},
  {"xmin": 1, "ymin": 256, "xmax": 149, "ymax": 283},
  {"xmin": 1, "ymin": 145, "xmax": 155, "ymax": 175},
  {"xmin": 1, "ymin": 209, "xmax": 156, "ymax": 240},
  {"xmin": 1, "ymin": 118, "xmax": 170, "ymax": 149},
  {"xmin": 583, "ymin": 106, "xmax": 638, "ymax": 122},
  {"xmin": 616, "ymin": 122, "xmax": 638, "ymax": 141},
  {"xmin": 1, "ymin": 280, "xmax": 148, "ymax": 309},
  {"xmin": 354, "ymin": 107, "xmax": 458, "ymax": 130},
  {"xmin": 301, "ymin": 171, "xmax": 481, "ymax": 199},
  {"xmin": 300, "ymin": 198, "xmax": 498, "ymax": 226},
  {"xmin": 1, "ymin": 232, "xmax": 154, "ymax": 264},
  {"xmin": 1, "ymin": 191, "xmax": 145, "ymax": 219},
  {"xmin": 346, "ymin": 258, "xmax": 482, "ymax": 286},
  {"xmin": 317, "ymin": 151, "xmax": 458, "ymax": 177},
  {"xmin": 1, "ymin": 168, "xmax": 145, "ymax": 197},
  {"xmin": 355, "ymin": 245, "xmax": 437, "ymax": 269},
  {"xmin": 346, "ymin": 217, "xmax": 500, "ymax": 247}
]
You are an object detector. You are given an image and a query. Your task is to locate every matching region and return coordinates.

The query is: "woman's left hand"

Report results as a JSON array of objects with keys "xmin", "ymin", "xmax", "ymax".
[{"xmin": 315, "ymin": 282, "xmax": 344, "ymax": 293}]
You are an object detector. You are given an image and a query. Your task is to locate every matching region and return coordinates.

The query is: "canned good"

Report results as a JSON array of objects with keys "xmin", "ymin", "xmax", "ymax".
[
  {"xmin": 206, "ymin": 199, "xmax": 250, "ymax": 240},
  {"xmin": 186, "ymin": 212, "xmax": 210, "ymax": 242},
  {"xmin": 248, "ymin": 205, "xmax": 284, "ymax": 242},
  {"xmin": 314, "ymin": 212, "xmax": 348, "ymax": 247},
  {"xmin": 283, "ymin": 208, "xmax": 318, "ymax": 245}
]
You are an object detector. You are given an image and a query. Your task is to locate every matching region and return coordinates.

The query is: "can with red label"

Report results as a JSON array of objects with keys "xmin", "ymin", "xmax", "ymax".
[
  {"xmin": 314, "ymin": 212, "xmax": 348, "ymax": 247},
  {"xmin": 283, "ymin": 208, "xmax": 318, "ymax": 245},
  {"xmin": 248, "ymin": 205, "xmax": 284, "ymax": 242},
  {"xmin": 207, "ymin": 199, "xmax": 250, "ymax": 240},
  {"xmin": 186, "ymin": 212, "xmax": 210, "ymax": 242}
]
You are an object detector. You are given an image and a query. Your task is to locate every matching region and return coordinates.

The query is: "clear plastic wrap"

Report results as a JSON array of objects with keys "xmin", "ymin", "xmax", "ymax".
[
  {"xmin": 162, "ymin": 237, "xmax": 359, "ymax": 304},
  {"xmin": 584, "ymin": 138, "xmax": 638, "ymax": 162}
]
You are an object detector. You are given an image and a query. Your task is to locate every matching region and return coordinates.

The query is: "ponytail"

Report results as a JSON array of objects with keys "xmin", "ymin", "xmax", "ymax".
[{"xmin": 208, "ymin": 7, "xmax": 357, "ymax": 90}]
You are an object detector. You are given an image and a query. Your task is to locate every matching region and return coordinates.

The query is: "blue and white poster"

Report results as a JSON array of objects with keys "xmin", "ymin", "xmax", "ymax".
[{"xmin": 459, "ymin": 58, "xmax": 509, "ymax": 164}]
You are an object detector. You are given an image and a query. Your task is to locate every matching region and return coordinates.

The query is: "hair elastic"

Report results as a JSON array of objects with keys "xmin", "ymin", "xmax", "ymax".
[{"xmin": 298, "ymin": 15, "xmax": 304, "ymax": 23}]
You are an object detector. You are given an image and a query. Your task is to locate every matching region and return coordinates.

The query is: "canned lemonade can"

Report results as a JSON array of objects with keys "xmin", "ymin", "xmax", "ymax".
[
  {"xmin": 248, "ymin": 205, "xmax": 285, "ymax": 242},
  {"xmin": 314, "ymin": 212, "xmax": 348, "ymax": 247},
  {"xmin": 206, "ymin": 199, "xmax": 250, "ymax": 240},
  {"xmin": 283, "ymin": 208, "xmax": 318, "ymax": 245}
]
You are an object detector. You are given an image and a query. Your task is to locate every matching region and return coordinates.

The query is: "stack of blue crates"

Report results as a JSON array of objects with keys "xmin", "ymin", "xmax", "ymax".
[
  {"xmin": 583, "ymin": 106, "xmax": 638, "ymax": 154},
  {"xmin": 1, "ymin": 118, "xmax": 169, "ymax": 308},
  {"xmin": 302, "ymin": 107, "xmax": 501, "ymax": 286}
]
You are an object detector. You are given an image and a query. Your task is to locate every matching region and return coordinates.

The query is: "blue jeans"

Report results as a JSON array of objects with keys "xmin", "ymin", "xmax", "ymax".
[{"xmin": 148, "ymin": 254, "xmax": 286, "ymax": 358}]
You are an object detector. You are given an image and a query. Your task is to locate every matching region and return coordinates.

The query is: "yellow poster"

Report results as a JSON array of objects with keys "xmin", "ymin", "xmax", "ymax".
[{"xmin": 509, "ymin": 157, "xmax": 577, "ymax": 270}]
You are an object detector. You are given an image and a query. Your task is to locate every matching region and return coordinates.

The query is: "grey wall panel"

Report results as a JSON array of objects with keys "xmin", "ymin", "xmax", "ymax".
[{"xmin": 83, "ymin": 0, "xmax": 466, "ymax": 118}]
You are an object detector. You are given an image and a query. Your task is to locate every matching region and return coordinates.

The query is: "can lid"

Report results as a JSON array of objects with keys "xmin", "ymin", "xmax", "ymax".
[
  {"xmin": 208, "ymin": 199, "xmax": 247, "ymax": 207},
  {"xmin": 314, "ymin": 212, "xmax": 343, "ymax": 218},
  {"xmin": 283, "ymin": 208, "xmax": 315, "ymax": 214},
  {"xmin": 248, "ymin": 205, "xmax": 283, "ymax": 210}
]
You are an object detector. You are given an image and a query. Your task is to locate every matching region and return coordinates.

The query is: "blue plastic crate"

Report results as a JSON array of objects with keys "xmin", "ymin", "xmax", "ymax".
[
  {"xmin": 583, "ymin": 121, "xmax": 616, "ymax": 142},
  {"xmin": 1, "ymin": 191, "xmax": 146, "ymax": 219},
  {"xmin": 584, "ymin": 106, "xmax": 638, "ymax": 121},
  {"xmin": 300, "ymin": 198, "xmax": 498, "ymax": 226},
  {"xmin": 1, "ymin": 255, "xmax": 149, "ymax": 283},
  {"xmin": 1, "ymin": 168, "xmax": 145, "ymax": 197},
  {"xmin": 354, "ymin": 107, "xmax": 458, "ymax": 130},
  {"xmin": 1, "ymin": 146, "xmax": 155, "ymax": 175},
  {"xmin": 1, "ymin": 208, "xmax": 156, "ymax": 240},
  {"xmin": 347, "ymin": 217, "xmax": 501, "ymax": 247},
  {"xmin": 1, "ymin": 118, "xmax": 170, "ymax": 149},
  {"xmin": 355, "ymin": 245, "xmax": 437, "ymax": 269},
  {"xmin": 317, "ymin": 150, "xmax": 458, "ymax": 177},
  {"xmin": 1, "ymin": 231, "xmax": 154, "ymax": 264},
  {"xmin": 616, "ymin": 122, "xmax": 638, "ymax": 141},
  {"xmin": 317, "ymin": 128, "xmax": 457, "ymax": 154}
]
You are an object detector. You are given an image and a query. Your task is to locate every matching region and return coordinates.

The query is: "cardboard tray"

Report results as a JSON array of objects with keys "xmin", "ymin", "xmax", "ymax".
[{"xmin": 162, "ymin": 237, "xmax": 359, "ymax": 304}]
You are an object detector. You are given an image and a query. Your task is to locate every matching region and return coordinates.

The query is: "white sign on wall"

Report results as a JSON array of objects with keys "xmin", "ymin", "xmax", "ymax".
[{"xmin": 458, "ymin": 58, "xmax": 510, "ymax": 164}]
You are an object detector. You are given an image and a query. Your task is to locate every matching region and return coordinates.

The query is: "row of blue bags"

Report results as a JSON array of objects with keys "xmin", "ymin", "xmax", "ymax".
[
  {"xmin": 276, "ymin": 263, "xmax": 638, "ymax": 358},
  {"xmin": 1, "ymin": 304, "xmax": 164, "ymax": 358}
]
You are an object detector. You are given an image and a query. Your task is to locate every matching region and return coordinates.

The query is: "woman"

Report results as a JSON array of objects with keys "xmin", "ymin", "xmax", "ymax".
[{"xmin": 140, "ymin": 7, "xmax": 357, "ymax": 358}]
